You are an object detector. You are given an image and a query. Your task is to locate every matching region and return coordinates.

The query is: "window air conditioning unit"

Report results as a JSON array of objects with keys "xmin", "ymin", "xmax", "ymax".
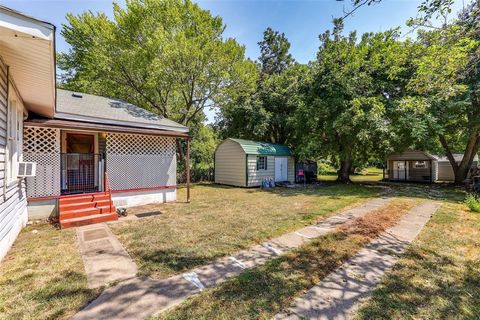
[{"xmin": 18, "ymin": 162, "xmax": 37, "ymax": 177}]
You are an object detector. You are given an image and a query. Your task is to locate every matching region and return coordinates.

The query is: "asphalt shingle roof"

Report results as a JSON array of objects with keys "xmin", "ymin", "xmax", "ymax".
[{"xmin": 55, "ymin": 89, "xmax": 188, "ymax": 132}]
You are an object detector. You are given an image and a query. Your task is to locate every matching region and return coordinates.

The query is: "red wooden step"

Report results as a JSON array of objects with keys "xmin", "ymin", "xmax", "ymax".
[
  {"xmin": 60, "ymin": 199, "xmax": 113, "ymax": 212},
  {"xmin": 59, "ymin": 193, "xmax": 110, "ymax": 205},
  {"xmin": 60, "ymin": 212, "xmax": 118, "ymax": 229},
  {"xmin": 60, "ymin": 205, "xmax": 116, "ymax": 220}
]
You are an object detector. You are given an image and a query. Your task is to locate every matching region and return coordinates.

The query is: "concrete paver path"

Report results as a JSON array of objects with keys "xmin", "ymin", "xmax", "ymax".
[
  {"xmin": 275, "ymin": 201, "xmax": 441, "ymax": 320},
  {"xmin": 76, "ymin": 223, "xmax": 137, "ymax": 288},
  {"xmin": 73, "ymin": 197, "xmax": 391, "ymax": 320}
]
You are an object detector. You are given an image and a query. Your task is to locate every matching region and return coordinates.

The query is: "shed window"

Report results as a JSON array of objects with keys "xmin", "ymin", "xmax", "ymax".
[
  {"xmin": 413, "ymin": 161, "xmax": 427, "ymax": 168},
  {"xmin": 257, "ymin": 156, "xmax": 267, "ymax": 170}
]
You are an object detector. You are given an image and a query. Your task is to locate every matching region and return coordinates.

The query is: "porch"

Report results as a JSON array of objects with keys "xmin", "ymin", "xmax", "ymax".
[
  {"xmin": 23, "ymin": 121, "xmax": 189, "ymax": 224},
  {"xmin": 386, "ymin": 159, "xmax": 434, "ymax": 183}
]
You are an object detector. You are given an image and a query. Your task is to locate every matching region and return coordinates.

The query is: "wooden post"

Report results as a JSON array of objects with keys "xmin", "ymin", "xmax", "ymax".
[
  {"xmin": 430, "ymin": 160, "xmax": 433, "ymax": 183},
  {"xmin": 186, "ymin": 137, "xmax": 191, "ymax": 203}
]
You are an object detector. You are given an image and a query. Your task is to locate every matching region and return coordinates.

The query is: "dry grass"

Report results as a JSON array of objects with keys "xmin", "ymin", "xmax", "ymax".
[
  {"xmin": 156, "ymin": 199, "xmax": 417, "ymax": 320},
  {"xmin": 339, "ymin": 199, "xmax": 413, "ymax": 238},
  {"xmin": 355, "ymin": 201, "xmax": 480, "ymax": 319},
  {"xmin": 0, "ymin": 224, "xmax": 100, "ymax": 320},
  {"xmin": 110, "ymin": 183, "xmax": 378, "ymax": 279}
]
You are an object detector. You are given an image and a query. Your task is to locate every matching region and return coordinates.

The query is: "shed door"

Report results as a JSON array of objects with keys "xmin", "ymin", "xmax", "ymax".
[
  {"xmin": 393, "ymin": 161, "xmax": 407, "ymax": 180},
  {"xmin": 275, "ymin": 157, "xmax": 288, "ymax": 182}
]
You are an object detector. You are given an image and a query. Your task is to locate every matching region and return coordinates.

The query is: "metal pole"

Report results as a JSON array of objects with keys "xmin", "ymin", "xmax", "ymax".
[{"xmin": 186, "ymin": 138, "xmax": 191, "ymax": 203}]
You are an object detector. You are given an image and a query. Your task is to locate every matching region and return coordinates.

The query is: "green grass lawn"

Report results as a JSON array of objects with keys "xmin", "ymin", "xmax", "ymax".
[
  {"xmin": 155, "ymin": 198, "xmax": 419, "ymax": 320},
  {"xmin": 1, "ymin": 182, "xmax": 475, "ymax": 319},
  {"xmin": 318, "ymin": 166, "xmax": 384, "ymax": 182},
  {"xmin": 0, "ymin": 224, "xmax": 100, "ymax": 320},
  {"xmin": 110, "ymin": 183, "xmax": 379, "ymax": 279},
  {"xmin": 154, "ymin": 185, "xmax": 478, "ymax": 320},
  {"xmin": 355, "ymin": 200, "xmax": 480, "ymax": 319}
]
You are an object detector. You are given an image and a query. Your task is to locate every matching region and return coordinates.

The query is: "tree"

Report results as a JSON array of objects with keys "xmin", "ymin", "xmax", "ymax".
[
  {"xmin": 58, "ymin": 0, "xmax": 256, "ymax": 130},
  {"xmin": 297, "ymin": 20, "xmax": 408, "ymax": 182},
  {"xmin": 406, "ymin": 0, "xmax": 480, "ymax": 184},
  {"xmin": 189, "ymin": 124, "xmax": 218, "ymax": 181},
  {"xmin": 216, "ymin": 28, "xmax": 304, "ymax": 145}
]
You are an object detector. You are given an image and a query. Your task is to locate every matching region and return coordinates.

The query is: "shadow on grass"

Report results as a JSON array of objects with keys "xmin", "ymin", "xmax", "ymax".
[
  {"xmin": 158, "ymin": 232, "xmax": 365, "ymax": 320},
  {"xmin": 26, "ymin": 270, "xmax": 100, "ymax": 319},
  {"xmin": 137, "ymin": 249, "xmax": 225, "ymax": 275},
  {"xmin": 356, "ymin": 245, "xmax": 480, "ymax": 319}
]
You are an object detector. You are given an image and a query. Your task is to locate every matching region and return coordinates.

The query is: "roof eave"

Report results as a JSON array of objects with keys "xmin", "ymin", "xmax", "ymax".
[{"xmin": 54, "ymin": 111, "xmax": 189, "ymax": 133}]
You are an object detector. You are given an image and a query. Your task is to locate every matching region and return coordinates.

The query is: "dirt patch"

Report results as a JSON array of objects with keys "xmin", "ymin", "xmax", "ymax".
[{"xmin": 339, "ymin": 199, "xmax": 418, "ymax": 239}]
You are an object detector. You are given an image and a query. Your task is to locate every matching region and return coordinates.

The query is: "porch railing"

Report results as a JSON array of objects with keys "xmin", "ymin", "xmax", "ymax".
[{"xmin": 60, "ymin": 153, "xmax": 105, "ymax": 195}]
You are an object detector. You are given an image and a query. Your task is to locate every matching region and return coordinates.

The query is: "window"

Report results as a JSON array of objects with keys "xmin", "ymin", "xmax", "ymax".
[
  {"xmin": 6, "ymin": 97, "xmax": 22, "ymax": 184},
  {"xmin": 257, "ymin": 156, "xmax": 267, "ymax": 170},
  {"xmin": 413, "ymin": 161, "xmax": 427, "ymax": 169}
]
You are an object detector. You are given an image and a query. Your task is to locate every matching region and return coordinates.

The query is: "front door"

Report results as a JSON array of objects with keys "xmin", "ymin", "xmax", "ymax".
[
  {"xmin": 62, "ymin": 133, "xmax": 97, "ymax": 194},
  {"xmin": 275, "ymin": 157, "xmax": 288, "ymax": 182}
]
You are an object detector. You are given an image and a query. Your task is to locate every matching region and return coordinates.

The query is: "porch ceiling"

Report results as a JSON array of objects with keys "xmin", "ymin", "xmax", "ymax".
[
  {"xmin": 24, "ymin": 118, "xmax": 189, "ymax": 138},
  {"xmin": 0, "ymin": 6, "xmax": 55, "ymax": 117}
]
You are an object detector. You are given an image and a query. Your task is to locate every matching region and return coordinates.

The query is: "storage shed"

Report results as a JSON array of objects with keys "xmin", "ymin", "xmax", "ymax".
[
  {"xmin": 435, "ymin": 154, "xmax": 478, "ymax": 182},
  {"xmin": 386, "ymin": 150, "xmax": 479, "ymax": 183},
  {"xmin": 386, "ymin": 151, "xmax": 437, "ymax": 183},
  {"xmin": 215, "ymin": 138, "xmax": 295, "ymax": 187}
]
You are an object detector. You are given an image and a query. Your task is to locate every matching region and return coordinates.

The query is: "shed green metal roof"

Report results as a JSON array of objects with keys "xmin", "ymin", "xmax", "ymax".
[{"xmin": 229, "ymin": 138, "xmax": 293, "ymax": 156}]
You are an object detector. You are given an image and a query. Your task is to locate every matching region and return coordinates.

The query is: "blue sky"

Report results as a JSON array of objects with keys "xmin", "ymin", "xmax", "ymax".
[{"xmin": 1, "ymin": 0, "xmax": 465, "ymax": 121}]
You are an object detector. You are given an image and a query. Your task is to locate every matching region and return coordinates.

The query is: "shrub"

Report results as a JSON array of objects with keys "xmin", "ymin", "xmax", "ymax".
[{"xmin": 465, "ymin": 193, "xmax": 480, "ymax": 213}]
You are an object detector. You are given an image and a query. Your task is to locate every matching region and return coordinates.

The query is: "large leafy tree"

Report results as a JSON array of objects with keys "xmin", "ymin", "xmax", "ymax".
[
  {"xmin": 216, "ymin": 28, "xmax": 305, "ymax": 145},
  {"xmin": 405, "ymin": 0, "xmax": 480, "ymax": 184},
  {"xmin": 58, "ymin": 0, "xmax": 256, "ymax": 129},
  {"xmin": 297, "ymin": 20, "xmax": 409, "ymax": 182}
]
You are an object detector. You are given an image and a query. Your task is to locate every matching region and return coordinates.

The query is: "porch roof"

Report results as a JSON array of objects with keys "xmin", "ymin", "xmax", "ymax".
[
  {"xmin": 24, "ymin": 118, "xmax": 189, "ymax": 138},
  {"xmin": 55, "ymin": 89, "xmax": 188, "ymax": 133}
]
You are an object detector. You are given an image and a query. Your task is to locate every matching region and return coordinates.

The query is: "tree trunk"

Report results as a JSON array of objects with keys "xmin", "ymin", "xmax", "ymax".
[
  {"xmin": 337, "ymin": 155, "xmax": 353, "ymax": 183},
  {"xmin": 455, "ymin": 134, "xmax": 480, "ymax": 184},
  {"xmin": 440, "ymin": 130, "xmax": 480, "ymax": 185}
]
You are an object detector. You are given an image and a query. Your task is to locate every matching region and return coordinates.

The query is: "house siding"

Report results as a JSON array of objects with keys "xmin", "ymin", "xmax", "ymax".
[
  {"xmin": 214, "ymin": 139, "xmax": 246, "ymax": 187},
  {"xmin": 0, "ymin": 58, "xmax": 28, "ymax": 261}
]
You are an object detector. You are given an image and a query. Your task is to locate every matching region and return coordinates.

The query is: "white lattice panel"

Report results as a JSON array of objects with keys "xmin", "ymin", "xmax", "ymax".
[
  {"xmin": 107, "ymin": 155, "xmax": 176, "ymax": 190},
  {"xmin": 23, "ymin": 127, "xmax": 61, "ymax": 198},
  {"xmin": 24, "ymin": 127, "xmax": 60, "ymax": 153},
  {"xmin": 106, "ymin": 133, "xmax": 176, "ymax": 156},
  {"xmin": 106, "ymin": 133, "xmax": 177, "ymax": 190}
]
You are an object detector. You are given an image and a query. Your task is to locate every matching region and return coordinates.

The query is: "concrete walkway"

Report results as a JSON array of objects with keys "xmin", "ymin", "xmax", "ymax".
[
  {"xmin": 275, "ymin": 201, "xmax": 440, "ymax": 320},
  {"xmin": 76, "ymin": 223, "xmax": 137, "ymax": 288},
  {"xmin": 73, "ymin": 197, "xmax": 391, "ymax": 320}
]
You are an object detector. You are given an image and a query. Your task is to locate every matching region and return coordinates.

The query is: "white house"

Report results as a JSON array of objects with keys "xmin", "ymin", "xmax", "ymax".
[{"xmin": 0, "ymin": 6, "xmax": 189, "ymax": 260}]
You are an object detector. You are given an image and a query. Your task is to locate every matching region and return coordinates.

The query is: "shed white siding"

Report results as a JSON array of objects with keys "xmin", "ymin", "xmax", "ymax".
[
  {"xmin": 247, "ymin": 155, "xmax": 295, "ymax": 187},
  {"xmin": 247, "ymin": 155, "xmax": 275, "ymax": 187},
  {"xmin": 437, "ymin": 160, "xmax": 478, "ymax": 182},
  {"xmin": 0, "ymin": 58, "xmax": 28, "ymax": 261},
  {"xmin": 215, "ymin": 139, "xmax": 246, "ymax": 187},
  {"xmin": 437, "ymin": 161, "xmax": 455, "ymax": 182}
]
